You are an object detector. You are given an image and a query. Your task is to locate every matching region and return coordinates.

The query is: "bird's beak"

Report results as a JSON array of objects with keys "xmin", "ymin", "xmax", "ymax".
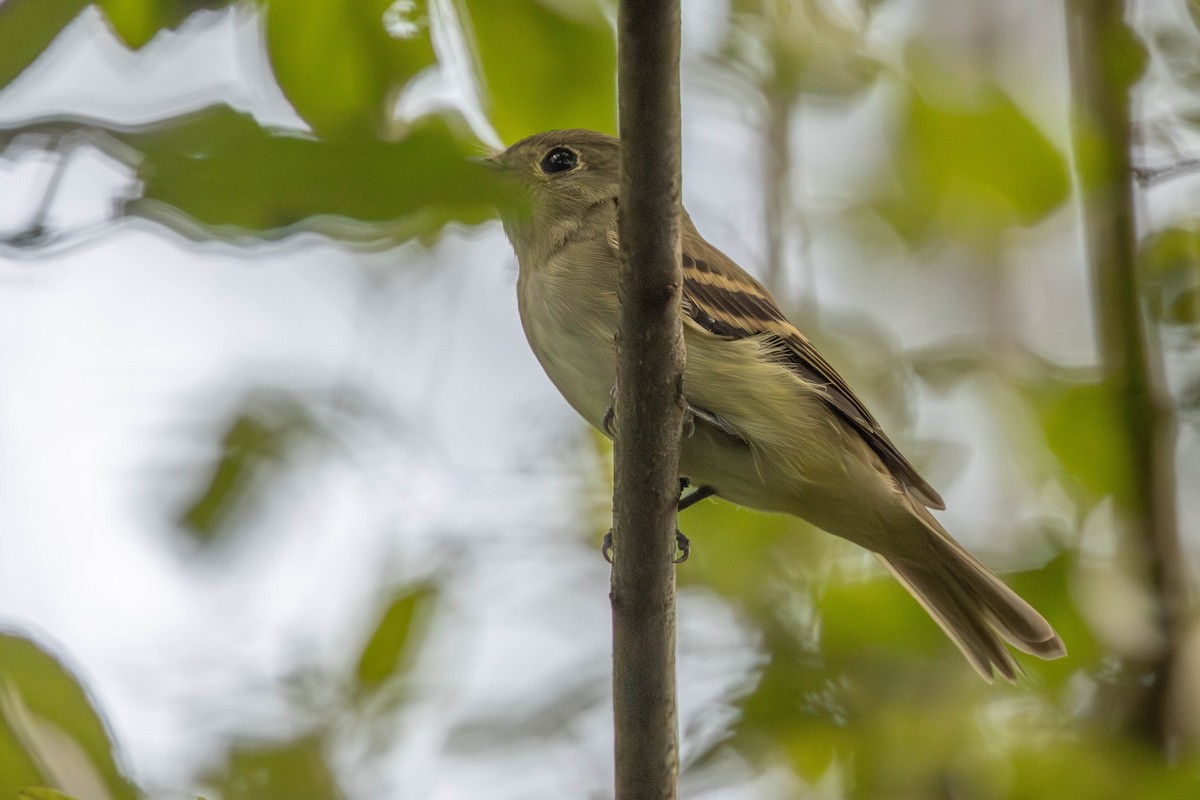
[{"xmin": 470, "ymin": 150, "xmax": 505, "ymax": 170}]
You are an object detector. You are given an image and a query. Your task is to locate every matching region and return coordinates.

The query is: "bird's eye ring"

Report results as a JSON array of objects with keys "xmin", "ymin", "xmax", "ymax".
[{"xmin": 540, "ymin": 146, "xmax": 578, "ymax": 175}]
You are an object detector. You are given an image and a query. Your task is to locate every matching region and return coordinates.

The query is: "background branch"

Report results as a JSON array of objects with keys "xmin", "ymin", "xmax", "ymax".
[
  {"xmin": 611, "ymin": 1, "xmax": 685, "ymax": 798},
  {"xmin": 1067, "ymin": 0, "xmax": 1192, "ymax": 756}
]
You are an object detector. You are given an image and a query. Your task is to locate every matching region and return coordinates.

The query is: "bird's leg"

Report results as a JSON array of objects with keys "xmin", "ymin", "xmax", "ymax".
[
  {"xmin": 600, "ymin": 480, "xmax": 713, "ymax": 564},
  {"xmin": 601, "ymin": 527, "xmax": 691, "ymax": 564},
  {"xmin": 674, "ymin": 478, "xmax": 715, "ymax": 562},
  {"xmin": 678, "ymin": 480, "xmax": 717, "ymax": 511}
]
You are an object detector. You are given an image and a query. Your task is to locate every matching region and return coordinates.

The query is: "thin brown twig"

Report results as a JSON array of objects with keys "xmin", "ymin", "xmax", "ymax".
[{"xmin": 610, "ymin": 2, "xmax": 685, "ymax": 799}]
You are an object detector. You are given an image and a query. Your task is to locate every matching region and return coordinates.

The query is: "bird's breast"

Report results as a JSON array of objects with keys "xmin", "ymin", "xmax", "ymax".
[{"xmin": 516, "ymin": 243, "xmax": 620, "ymax": 429}]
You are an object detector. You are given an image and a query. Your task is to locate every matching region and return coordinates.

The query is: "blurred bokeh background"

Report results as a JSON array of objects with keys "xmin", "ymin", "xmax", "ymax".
[{"xmin": 2, "ymin": 0, "xmax": 1200, "ymax": 797}]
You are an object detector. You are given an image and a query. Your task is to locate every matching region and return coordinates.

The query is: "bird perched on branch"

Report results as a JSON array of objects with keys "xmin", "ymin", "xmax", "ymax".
[{"xmin": 491, "ymin": 128, "xmax": 1065, "ymax": 681}]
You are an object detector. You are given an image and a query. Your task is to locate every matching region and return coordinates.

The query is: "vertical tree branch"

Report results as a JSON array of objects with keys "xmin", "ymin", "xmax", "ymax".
[
  {"xmin": 611, "ymin": 2, "xmax": 684, "ymax": 799},
  {"xmin": 763, "ymin": 88, "xmax": 791, "ymax": 297},
  {"xmin": 1067, "ymin": 0, "xmax": 1190, "ymax": 755}
]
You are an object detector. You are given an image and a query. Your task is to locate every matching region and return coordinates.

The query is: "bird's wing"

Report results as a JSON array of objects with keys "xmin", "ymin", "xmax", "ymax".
[{"xmin": 676, "ymin": 220, "xmax": 945, "ymax": 510}]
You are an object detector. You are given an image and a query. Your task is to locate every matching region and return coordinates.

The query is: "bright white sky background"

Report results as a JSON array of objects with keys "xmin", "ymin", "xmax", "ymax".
[{"xmin": 0, "ymin": 1, "xmax": 1197, "ymax": 798}]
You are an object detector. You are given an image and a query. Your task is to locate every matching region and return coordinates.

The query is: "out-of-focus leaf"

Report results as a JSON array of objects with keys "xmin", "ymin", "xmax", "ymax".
[
  {"xmin": 880, "ymin": 80, "xmax": 1070, "ymax": 246},
  {"xmin": 1139, "ymin": 224, "xmax": 1200, "ymax": 280},
  {"xmin": 1094, "ymin": 12, "xmax": 1149, "ymax": 91},
  {"xmin": 1032, "ymin": 380, "xmax": 1135, "ymax": 508},
  {"xmin": 1009, "ymin": 736, "xmax": 1200, "ymax": 799},
  {"xmin": 355, "ymin": 584, "xmax": 436, "ymax": 693},
  {"xmin": 1139, "ymin": 225, "xmax": 1200, "ymax": 326},
  {"xmin": 265, "ymin": 0, "xmax": 436, "ymax": 139},
  {"xmin": 0, "ymin": 0, "xmax": 89, "ymax": 90},
  {"xmin": 721, "ymin": 0, "xmax": 879, "ymax": 99},
  {"xmin": 1167, "ymin": 286, "xmax": 1200, "ymax": 326},
  {"xmin": 125, "ymin": 107, "xmax": 509, "ymax": 241},
  {"xmin": 0, "ymin": 106, "xmax": 514, "ymax": 243},
  {"xmin": 675, "ymin": 497, "xmax": 804, "ymax": 602},
  {"xmin": 207, "ymin": 736, "xmax": 345, "ymax": 800},
  {"xmin": 180, "ymin": 394, "xmax": 314, "ymax": 543},
  {"xmin": 97, "ymin": 0, "xmax": 172, "ymax": 49},
  {"xmin": 0, "ymin": 633, "xmax": 139, "ymax": 800},
  {"xmin": 19, "ymin": 789, "xmax": 80, "ymax": 800},
  {"xmin": 97, "ymin": 0, "xmax": 230, "ymax": 50},
  {"xmin": 458, "ymin": 0, "xmax": 616, "ymax": 143},
  {"xmin": 820, "ymin": 572, "xmax": 948, "ymax": 667}
]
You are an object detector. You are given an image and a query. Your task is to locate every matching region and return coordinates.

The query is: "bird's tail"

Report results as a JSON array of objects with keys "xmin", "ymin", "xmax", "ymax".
[{"xmin": 877, "ymin": 510, "xmax": 1066, "ymax": 681}]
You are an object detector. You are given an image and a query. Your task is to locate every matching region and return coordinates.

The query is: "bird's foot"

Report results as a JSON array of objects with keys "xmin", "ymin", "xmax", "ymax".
[
  {"xmin": 673, "ymin": 530, "xmax": 690, "ymax": 563},
  {"xmin": 600, "ymin": 528, "xmax": 691, "ymax": 564},
  {"xmin": 602, "ymin": 385, "xmax": 618, "ymax": 437}
]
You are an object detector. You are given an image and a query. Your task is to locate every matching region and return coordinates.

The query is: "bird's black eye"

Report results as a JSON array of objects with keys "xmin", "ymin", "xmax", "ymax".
[{"xmin": 540, "ymin": 146, "xmax": 578, "ymax": 175}]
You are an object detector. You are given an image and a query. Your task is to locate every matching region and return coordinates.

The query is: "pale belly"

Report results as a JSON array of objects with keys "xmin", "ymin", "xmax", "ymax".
[
  {"xmin": 518, "ymin": 279, "xmax": 795, "ymax": 513},
  {"xmin": 513, "ymin": 258, "xmax": 893, "ymax": 532},
  {"xmin": 518, "ymin": 280, "xmax": 618, "ymax": 431}
]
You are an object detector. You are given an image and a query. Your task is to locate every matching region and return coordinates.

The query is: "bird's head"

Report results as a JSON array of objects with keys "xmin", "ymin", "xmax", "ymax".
[{"xmin": 489, "ymin": 129, "xmax": 620, "ymax": 260}]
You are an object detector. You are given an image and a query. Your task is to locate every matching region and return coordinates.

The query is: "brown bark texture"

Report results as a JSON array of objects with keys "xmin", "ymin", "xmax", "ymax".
[{"xmin": 610, "ymin": 1, "xmax": 685, "ymax": 799}]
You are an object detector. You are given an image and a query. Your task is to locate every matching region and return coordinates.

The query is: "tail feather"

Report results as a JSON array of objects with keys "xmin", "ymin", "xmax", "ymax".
[{"xmin": 877, "ymin": 508, "xmax": 1066, "ymax": 681}]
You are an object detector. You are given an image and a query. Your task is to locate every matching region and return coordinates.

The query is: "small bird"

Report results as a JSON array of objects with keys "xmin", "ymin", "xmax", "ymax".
[{"xmin": 492, "ymin": 128, "xmax": 1065, "ymax": 680}]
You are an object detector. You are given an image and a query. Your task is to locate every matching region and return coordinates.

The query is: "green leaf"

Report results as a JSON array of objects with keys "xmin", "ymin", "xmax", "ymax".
[
  {"xmin": 19, "ymin": 789, "xmax": 80, "ymax": 800},
  {"xmin": 0, "ymin": 0, "xmax": 89, "ymax": 90},
  {"xmin": 206, "ymin": 736, "xmax": 345, "ymax": 800},
  {"xmin": 97, "ymin": 0, "xmax": 170, "ymax": 49},
  {"xmin": 0, "ymin": 104, "xmax": 508, "ymax": 242},
  {"xmin": 883, "ymin": 80, "xmax": 1070, "ymax": 246},
  {"xmin": 354, "ymin": 584, "xmax": 436, "ymax": 693},
  {"xmin": 180, "ymin": 397, "xmax": 314, "ymax": 543},
  {"xmin": 0, "ymin": 633, "xmax": 140, "ymax": 800},
  {"xmin": 265, "ymin": 0, "xmax": 436, "ymax": 139},
  {"xmin": 458, "ymin": 0, "xmax": 616, "ymax": 143},
  {"xmin": 97, "ymin": 0, "xmax": 231, "ymax": 50},
  {"xmin": 1167, "ymin": 286, "xmax": 1200, "ymax": 326},
  {"xmin": 2, "ymin": 107, "xmax": 516, "ymax": 244},
  {"xmin": 820, "ymin": 572, "xmax": 949, "ymax": 665},
  {"xmin": 1032, "ymin": 380, "xmax": 1135, "ymax": 507},
  {"xmin": 1138, "ymin": 225, "xmax": 1200, "ymax": 326},
  {"xmin": 722, "ymin": 0, "xmax": 879, "ymax": 99},
  {"xmin": 126, "ymin": 107, "xmax": 507, "ymax": 240}
]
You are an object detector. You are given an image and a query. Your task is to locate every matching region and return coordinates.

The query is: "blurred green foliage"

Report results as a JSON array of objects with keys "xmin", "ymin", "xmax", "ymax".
[
  {"xmin": 879, "ymin": 82, "xmax": 1070, "ymax": 248},
  {"xmin": 181, "ymin": 393, "xmax": 317, "ymax": 542},
  {"xmin": 0, "ymin": 0, "xmax": 90, "ymax": 88},
  {"xmin": 2, "ymin": 0, "xmax": 1199, "ymax": 798},
  {"xmin": 97, "ymin": 0, "xmax": 231, "ymax": 49},
  {"xmin": 717, "ymin": 0, "xmax": 879, "ymax": 99},
  {"xmin": 19, "ymin": 788, "xmax": 84, "ymax": 800},
  {"xmin": 0, "ymin": 633, "xmax": 139, "ymax": 800},
  {"xmin": 458, "ymin": 0, "xmax": 616, "ymax": 141},
  {"xmin": 1141, "ymin": 224, "xmax": 1200, "ymax": 328},
  {"xmin": 354, "ymin": 584, "xmax": 436, "ymax": 695},
  {"xmin": 265, "ymin": 0, "xmax": 435, "ymax": 139},
  {"xmin": 203, "ymin": 735, "xmax": 346, "ymax": 800}
]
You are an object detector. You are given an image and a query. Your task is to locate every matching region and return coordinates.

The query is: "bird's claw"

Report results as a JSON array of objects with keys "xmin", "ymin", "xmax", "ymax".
[
  {"xmin": 674, "ymin": 530, "xmax": 690, "ymax": 563},
  {"xmin": 600, "ymin": 528, "xmax": 691, "ymax": 563},
  {"xmin": 602, "ymin": 385, "xmax": 618, "ymax": 437}
]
